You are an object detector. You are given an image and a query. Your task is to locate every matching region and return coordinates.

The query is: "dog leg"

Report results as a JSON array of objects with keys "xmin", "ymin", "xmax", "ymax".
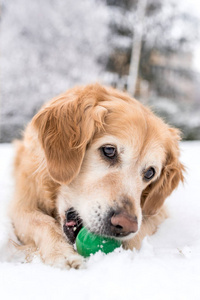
[{"xmin": 10, "ymin": 207, "xmax": 84, "ymax": 269}]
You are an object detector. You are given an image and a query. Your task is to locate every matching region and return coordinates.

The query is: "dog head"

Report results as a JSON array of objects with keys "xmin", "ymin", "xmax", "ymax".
[{"xmin": 33, "ymin": 84, "xmax": 184, "ymax": 242}]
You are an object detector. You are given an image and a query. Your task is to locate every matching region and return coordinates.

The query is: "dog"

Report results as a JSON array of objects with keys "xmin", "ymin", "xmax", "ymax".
[{"xmin": 10, "ymin": 83, "xmax": 184, "ymax": 269}]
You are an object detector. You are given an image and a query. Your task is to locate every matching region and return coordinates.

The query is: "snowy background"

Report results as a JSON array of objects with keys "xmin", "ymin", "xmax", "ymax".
[
  {"xmin": 1, "ymin": 0, "xmax": 200, "ymax": 142},
  {"xmin": 1, "ymin": 0, "xmax": 109, "ymax": 142},
  {"xmin": 0, "ymin": 142, "xmax": 200, "ymax": 299}
]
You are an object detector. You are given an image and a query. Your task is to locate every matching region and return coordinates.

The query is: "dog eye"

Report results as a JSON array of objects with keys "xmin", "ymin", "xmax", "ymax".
[
  {"xmin": 101, "ymin": 146, "xmax": 117, "ymax": 159},
  {"xmin": 143, "ymin": 167, "xmax": 155, "ymax": 181}
]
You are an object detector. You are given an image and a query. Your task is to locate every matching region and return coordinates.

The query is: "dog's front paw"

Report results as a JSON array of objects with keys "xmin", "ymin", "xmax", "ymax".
[
  {"xmin": 43, "ymin": 248, "xmax": 85, "ymax": 270},
  {"xmin": 55, "ymin": 253, "xmax": 85, "ymax": 270}
]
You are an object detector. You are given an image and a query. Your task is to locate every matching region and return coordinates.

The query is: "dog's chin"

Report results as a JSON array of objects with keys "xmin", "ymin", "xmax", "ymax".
[{"xmin": 115, "ymin": 232, "xmax": 137, "ymax": 242}]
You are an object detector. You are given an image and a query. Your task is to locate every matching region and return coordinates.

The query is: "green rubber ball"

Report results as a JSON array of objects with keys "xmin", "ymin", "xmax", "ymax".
[{"xmin": 76, "ymin": 227, "xmax": 121, "ymax": 257}]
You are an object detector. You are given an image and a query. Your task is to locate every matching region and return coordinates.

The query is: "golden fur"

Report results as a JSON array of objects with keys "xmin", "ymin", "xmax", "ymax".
[{"xmin": 10, "ymin": 84, "xmax": 184, "ymax": 269}]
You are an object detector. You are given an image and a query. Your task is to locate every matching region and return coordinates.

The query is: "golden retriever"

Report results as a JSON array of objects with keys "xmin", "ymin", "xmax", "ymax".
[{"xmin": 10, "ymin": 83, "xmax": 184, "ymax": 269}]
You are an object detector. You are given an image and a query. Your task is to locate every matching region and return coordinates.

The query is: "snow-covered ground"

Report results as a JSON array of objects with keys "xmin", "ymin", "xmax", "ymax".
[{"xmin": 0, "ymin": 142, "xmax": 200, "ymax": 300}]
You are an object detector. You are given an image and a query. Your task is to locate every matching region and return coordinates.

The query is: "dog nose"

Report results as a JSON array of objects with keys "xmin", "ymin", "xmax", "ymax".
[{"xmin": 110, "ymin": 210, "xmax": 138, "ymax": 237}]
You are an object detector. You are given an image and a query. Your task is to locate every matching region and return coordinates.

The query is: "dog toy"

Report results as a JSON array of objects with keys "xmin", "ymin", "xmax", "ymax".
[{"xmin": 76, "ymin": 227, "xmax": 121, "ymax": 257}]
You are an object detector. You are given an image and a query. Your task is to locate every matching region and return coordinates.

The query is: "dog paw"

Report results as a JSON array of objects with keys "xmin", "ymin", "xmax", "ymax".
[
  {"xmin": 64, "ymin": 253, "xmax": 85, "ymax": 270},
  {"xmin": 44, "ymin": 252, "xmax": 85, "ymax": 270}
]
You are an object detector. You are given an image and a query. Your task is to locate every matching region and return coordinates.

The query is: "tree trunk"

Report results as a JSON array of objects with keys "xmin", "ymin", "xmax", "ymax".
[{"xmin": 127, "ymin": 0, "xmax": 147, "ymax": 96}]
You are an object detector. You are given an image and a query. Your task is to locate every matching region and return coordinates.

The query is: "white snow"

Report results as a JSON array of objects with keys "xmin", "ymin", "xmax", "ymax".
[{"xmin": 0, "ymin": 142, "xmax": 200, "ymax": 300}]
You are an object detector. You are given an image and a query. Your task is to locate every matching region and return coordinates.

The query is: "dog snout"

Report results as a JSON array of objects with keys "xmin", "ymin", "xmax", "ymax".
[{"xmin": 110, "ymin": 210, "xmax": 138, "ymax": 237}]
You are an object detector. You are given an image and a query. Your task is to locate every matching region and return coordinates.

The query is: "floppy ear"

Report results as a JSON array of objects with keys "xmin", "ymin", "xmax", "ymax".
[
  {"xmin": 32, "ymin": 91, "xmax": 107, "ymax": 184},
  {"xmin": 141, "ymin": 128, "xmax": 185, "ymax": 216}
]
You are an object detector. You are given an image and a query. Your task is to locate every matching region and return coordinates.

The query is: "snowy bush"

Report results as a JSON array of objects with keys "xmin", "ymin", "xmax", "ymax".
[{"xmin": 148, "ymin": 96, "xmax": 200, "ymax": 140}]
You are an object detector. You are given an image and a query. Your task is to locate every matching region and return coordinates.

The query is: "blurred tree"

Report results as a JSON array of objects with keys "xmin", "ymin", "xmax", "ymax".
[
  {"xmin": 127, "ymin": 0, "xmax": 147, "ymax": 95},
  {"xmin": 104, "ymin": 0, "xmax": 200, "ymax": 139},
  {"xmin": 105, "ymin": 0, "xmax": 199, "ymax": 102}
]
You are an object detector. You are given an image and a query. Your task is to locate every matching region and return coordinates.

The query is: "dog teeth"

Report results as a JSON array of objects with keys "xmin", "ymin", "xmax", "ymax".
[{"xmin": 73, "ymin": 227, "xmax": 77, "ymax": 231}]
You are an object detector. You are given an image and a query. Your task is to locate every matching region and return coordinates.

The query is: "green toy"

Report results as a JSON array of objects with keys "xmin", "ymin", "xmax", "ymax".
[{"xmin": 76, "ymin": 227, "xmax": 121, "ymax": 257}]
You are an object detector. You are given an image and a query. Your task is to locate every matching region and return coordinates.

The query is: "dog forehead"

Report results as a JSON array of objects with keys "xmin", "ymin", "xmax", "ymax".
[
  {"xmin": 139, "ymin": 139, "xmax": 166, "ymax": 169},
  {"xmin": 92, "ymin": 133, "xmax": 165, "ymax": 162},
  {"xmin": 92, "ymin": 125, "xmax": 166, "ymax": 172},
  {"xmin": 93, "ymin": 107, "xmax": 147, "ymax": 151},
  {"xmin": 91, "ymin": 93, "xmax": 168, "ymax": 167}
]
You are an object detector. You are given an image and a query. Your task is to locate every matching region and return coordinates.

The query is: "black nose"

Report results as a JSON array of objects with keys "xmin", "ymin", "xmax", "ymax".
[{"xmin": 109, "ymin": 210, "xmax": 138, "ymax": 237}]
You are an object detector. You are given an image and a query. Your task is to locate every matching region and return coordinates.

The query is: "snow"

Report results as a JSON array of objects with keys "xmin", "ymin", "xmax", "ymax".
[{"xmin": 0, "ymin": 142, "xmax": 200, "ymax": 299}]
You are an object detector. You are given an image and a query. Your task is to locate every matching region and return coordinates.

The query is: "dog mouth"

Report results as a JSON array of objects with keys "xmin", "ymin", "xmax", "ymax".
[
  {"xmin": 63, "ymin": 208, "xmax": 83, "ymax": 244},
  {"xmin": 63, "ymin": 207, "xmax": 138, "ymax": 243}
]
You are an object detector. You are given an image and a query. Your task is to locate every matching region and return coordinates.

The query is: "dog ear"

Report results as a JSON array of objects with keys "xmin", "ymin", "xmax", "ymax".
[
  {"xmin": 32, "ymin": 90, "xmax": 107, "ymax": 184},
  {"xmin": 141, "ymin": 128, "xmax": 185, "ymax": 216}
]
